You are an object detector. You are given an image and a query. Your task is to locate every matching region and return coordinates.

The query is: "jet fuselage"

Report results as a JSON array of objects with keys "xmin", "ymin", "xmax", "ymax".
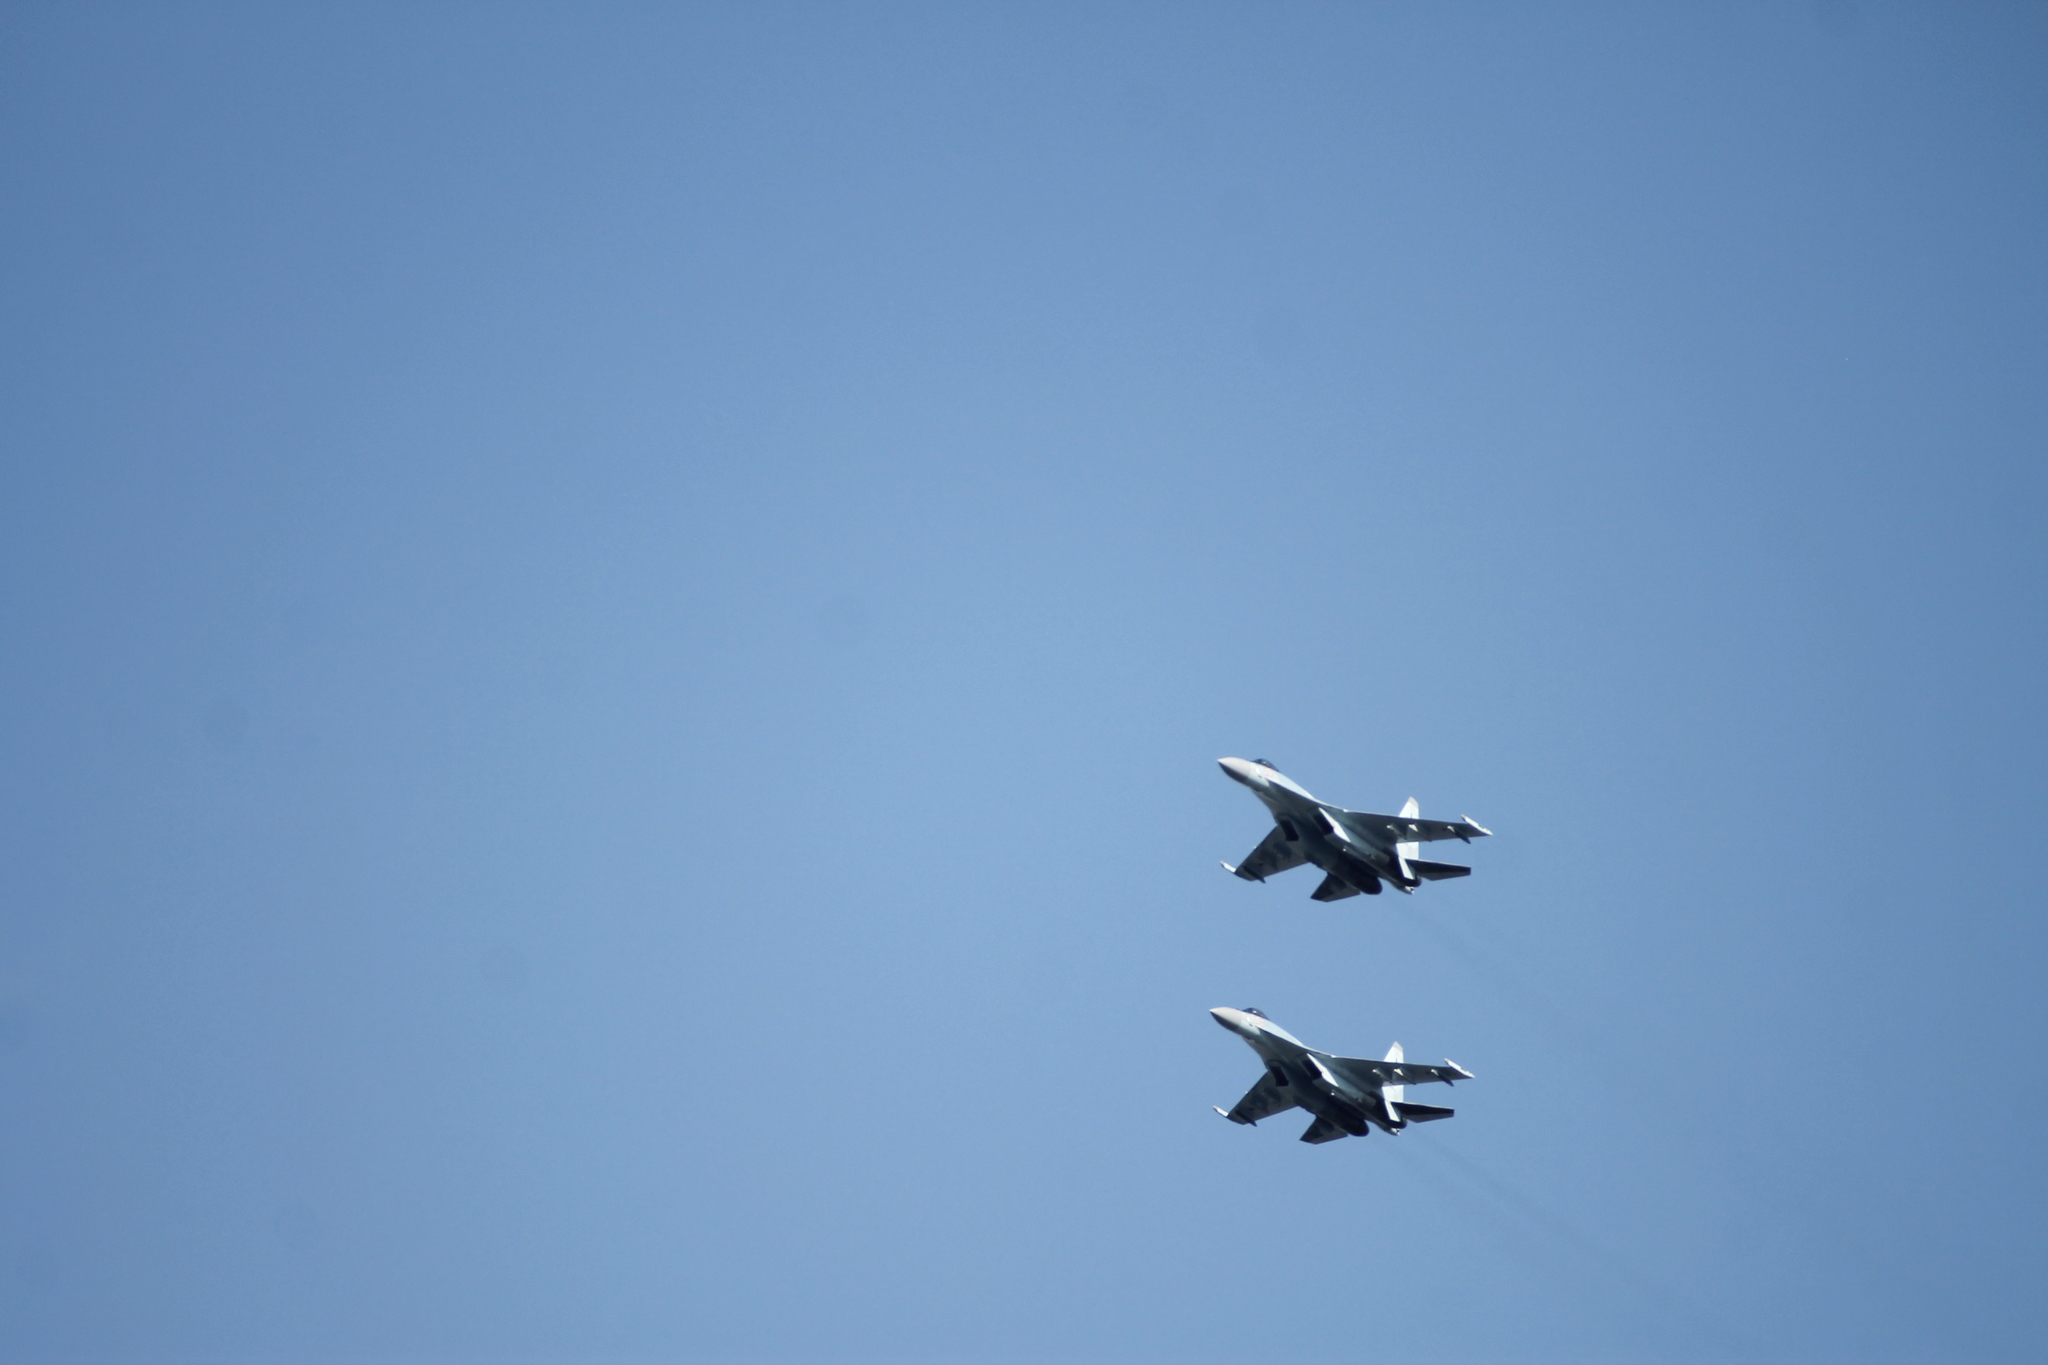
[
  {"xmin": 1209, "ymin": 1007, "xmax": 1398, "ymax": 1136},
  {"xmin": 1218, "ymin": 757, "xmax": 1409, "ymax": 894}
]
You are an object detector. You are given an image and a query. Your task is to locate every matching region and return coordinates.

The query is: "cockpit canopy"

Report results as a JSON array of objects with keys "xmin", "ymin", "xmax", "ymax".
[
  {"xmin": 1249, "ymin": 758, "xmax": 1276, "ymax": 769},
  {"xmin": 1242, "ymin": 1007, "xmax": 1267, "ymax": 1018}
]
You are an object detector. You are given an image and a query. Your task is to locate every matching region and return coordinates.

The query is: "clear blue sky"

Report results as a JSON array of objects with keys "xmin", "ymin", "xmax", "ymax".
[{"xmin": 3, "ymin": 4, "xmax": 2044, "ymax": 1362}]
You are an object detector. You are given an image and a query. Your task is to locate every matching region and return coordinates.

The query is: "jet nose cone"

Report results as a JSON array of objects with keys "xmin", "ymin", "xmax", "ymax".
[
  {"xmin": 1218, "ymin": 757, "xmax": 1262, "ymax": 787},
  {"xmin": 1211, "ymin": 1006, "xmax": 1250, "ymax": 1034}
]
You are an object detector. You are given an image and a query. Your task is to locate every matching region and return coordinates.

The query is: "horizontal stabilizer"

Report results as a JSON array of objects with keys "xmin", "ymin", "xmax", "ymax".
[
  {"xmin": 1310, "ymin": 873, "xmax": 1361, "ymax": 902},
  {"xmin": 1407, "ymin": 859, "xmax": 1471, "ymax": 881},
  {"xmin": 1299, "ymin": 1114, "xmax": 1351, "ymax": 1144},
  {"xmin": 1392, "ymin": 1102, "xmax": 1454, "ymax": 1123}
]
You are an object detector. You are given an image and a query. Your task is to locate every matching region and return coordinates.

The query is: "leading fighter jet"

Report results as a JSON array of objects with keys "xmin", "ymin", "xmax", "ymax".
[
  {"xmin": 1210, "ymin": 1006, "xmax": 1472, "ymax": 1143},
  {"xmin": 1219, "ymin": 757, "xmax": 1490, "ymax": 900}
]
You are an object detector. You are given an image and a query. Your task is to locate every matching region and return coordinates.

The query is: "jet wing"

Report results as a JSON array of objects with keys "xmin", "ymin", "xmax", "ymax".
[
  {"xmin": 1222, "ymin": 1070, "xmax": 1299, "ymax": 1125},
  {"xmin": 1328, "ymin": 1056, "xmax": 1474, "ymax": 1088},
  {"xmin": 1299, "ymin": 1115, "xmax": 1350, "ymax": 1144},
  {"xmin": 1228, "ymin": 825, "xmax": 1310, "ymax": 882},
  {"xmin": 1340, "ymin": 811, "xmax": 1492, "ymax": 844}
]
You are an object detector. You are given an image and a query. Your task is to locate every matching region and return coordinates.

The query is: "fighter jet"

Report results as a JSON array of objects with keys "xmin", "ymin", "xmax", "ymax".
[
  {"xmin": 1210, "ymin": 1006, "xmax": 1472, "ymax": 1143},
  {"xmin": 1218, "ymin": 757, "xmax": 1490, "ymax": 900}
]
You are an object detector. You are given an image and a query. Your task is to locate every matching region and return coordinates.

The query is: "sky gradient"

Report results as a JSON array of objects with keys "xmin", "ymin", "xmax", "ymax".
[{"xmin": 2, "ymin": 4, "xmax": 2045, "ymax": 1362}]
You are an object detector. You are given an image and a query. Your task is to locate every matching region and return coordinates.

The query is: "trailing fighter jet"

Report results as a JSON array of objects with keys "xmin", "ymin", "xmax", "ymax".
[
  {"xmin": 1210, "ymin": 1006, "xmax": 1472, "ymax": 1144},
  {"xmin": 1218, "ymin": 757, "xmax": 1490, "ymax": 900}
]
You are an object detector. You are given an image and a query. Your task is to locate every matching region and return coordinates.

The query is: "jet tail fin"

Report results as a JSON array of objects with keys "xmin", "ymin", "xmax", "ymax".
[
  {"xmin": 1392, "ymin": 802, "xmax": 1425, "ymax": 888},
  {"xmin": 1310, "ymin": 873, "xmax": 1361, "ymax": 902}
]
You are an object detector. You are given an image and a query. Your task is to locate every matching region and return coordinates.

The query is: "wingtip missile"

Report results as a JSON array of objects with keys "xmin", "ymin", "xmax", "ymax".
[
  {"xmin": 1459, "ymin": 816, "xmax": 1492, "ymax": 840},
  {"xmin": 1443, "ymin": 1058, "xmax": 1474, "ymax": 1081},
  {"xmin": 1220, "ymin": 861, "xmax": 1235, "ymax": 874}
]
